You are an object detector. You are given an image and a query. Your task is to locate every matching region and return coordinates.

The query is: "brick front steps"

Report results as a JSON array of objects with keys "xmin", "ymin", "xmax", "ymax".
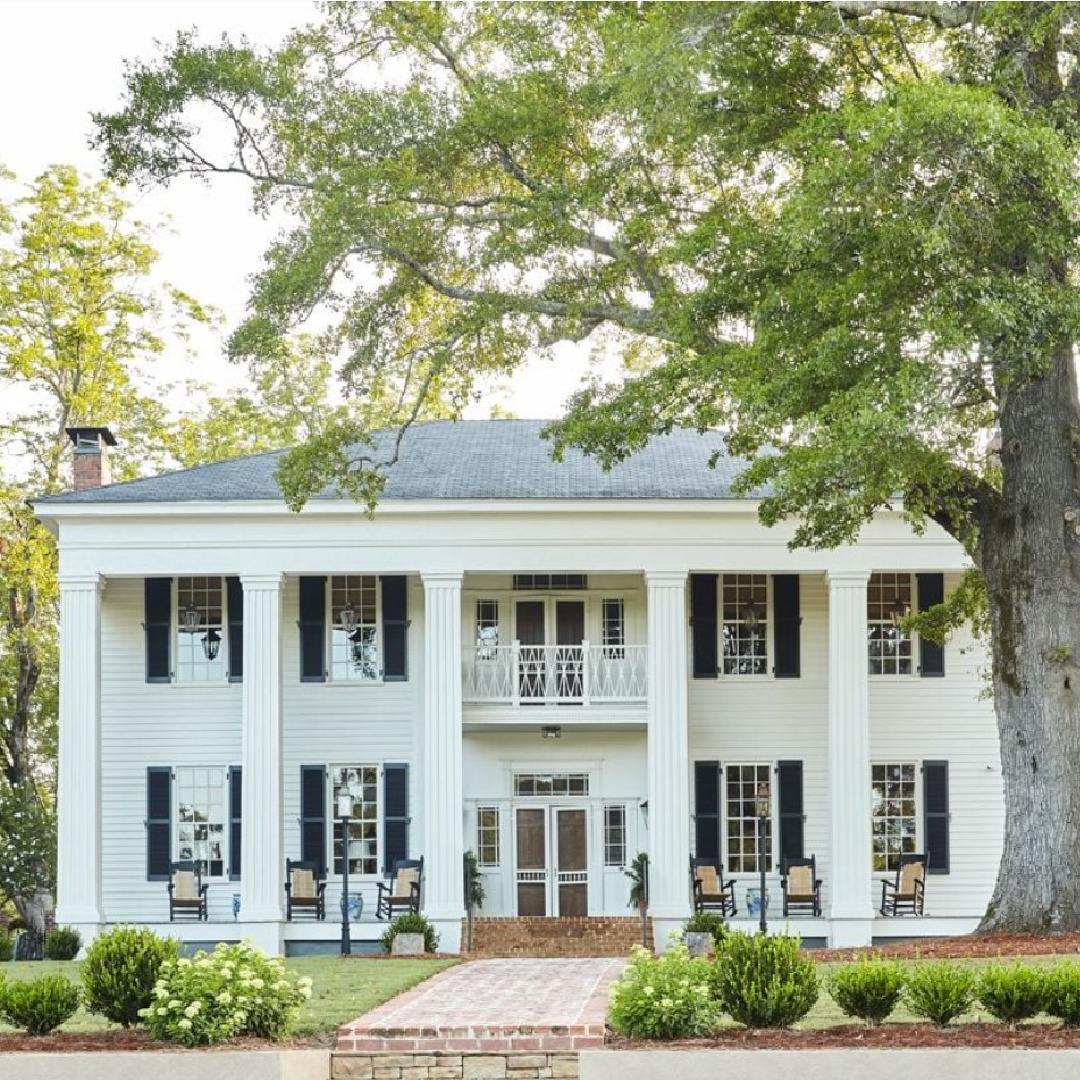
[{"xmin": 463, "ymin": 917, "xmax": 651, "ymax": 959}]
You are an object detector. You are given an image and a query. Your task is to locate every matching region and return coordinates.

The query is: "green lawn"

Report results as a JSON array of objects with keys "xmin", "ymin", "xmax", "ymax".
[{"xmin": 0, "ymin": 956, "xmax": 457, "ymax": 1038}]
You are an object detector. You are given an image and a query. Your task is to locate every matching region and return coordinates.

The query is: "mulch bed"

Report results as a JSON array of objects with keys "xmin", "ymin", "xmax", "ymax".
[
  {"xmin": 0, "ymin": 1030, "xmax": 325, "ymax": 1053},
  {"xmin": 608, "ymin": 1024, "xmax": 1080, "ymax": 1050},
  {"xmin": 813, "ymin": 932, "xmax": 1080, "ymax": 964}
]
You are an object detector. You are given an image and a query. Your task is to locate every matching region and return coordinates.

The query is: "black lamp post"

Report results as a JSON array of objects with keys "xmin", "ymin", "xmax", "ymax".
[
  {"xmin": 756, "ymin": 781, "xmax": 771, "ymax": 935},
  {"xmin": 337, "ymin": 790, "xmax": 355, "ymax": 956}
]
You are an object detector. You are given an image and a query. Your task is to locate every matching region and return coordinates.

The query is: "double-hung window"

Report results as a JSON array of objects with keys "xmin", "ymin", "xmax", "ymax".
[
  {"xmin": 721, "ymin": 575, "xmax": 768, "ymax": 675},
  {"xmin": 871, "ymin": 762, "xmax": 917, "ymax": 871},
  {"xmin": 175, "ymin": 766, "xmax": 227, "ymax": 878},
  {"xmin": 725, "ymin": 763, "xmax": 773, "ymax": 872},
  {"xmin": 476, "ymin": 806, "xmax": 500, "ymax": 867},
  {"xmin": 602, "ymin": 599, "xmax": 625, "ymax": 659},
  {"xmin": 331, "ymin": 765, "xmax": 379, "ymax": 875},
  {"xmin": 330, "ymin": 576, "xmax": 379, "ymax": 681},
  {"xmin": 476, "ymin": 600, "xmax": 500, "ymax": 660},
  {"xmin": 604, "ymin": 804, "xmax": 627, "ymax": 868},
  {"xmin": 176, "ymin": 577, "xmax": 226, "ymax": 682},
  {"xmin": 867, "ymin": 572, "xmax": 914, "ymax": 675}
]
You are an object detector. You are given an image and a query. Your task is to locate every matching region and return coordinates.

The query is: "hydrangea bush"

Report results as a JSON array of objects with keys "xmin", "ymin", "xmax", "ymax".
[
  {"xmin": 608, "ymin": 944, "xmax": 718, "ymax": 1039},
  {"xmin": 140, "ymin": 941, "xmax": 312, "ymax": 1046}
]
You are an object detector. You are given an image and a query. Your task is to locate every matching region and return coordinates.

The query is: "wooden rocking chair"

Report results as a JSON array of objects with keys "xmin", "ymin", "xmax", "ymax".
[
  {"xmin": 168, "ymin": 860, "xmax": 208, "ymax": 921},
  {"xmin": 689, "ymin": 856, "xmax": 737, "ymax": 917},
  {"xmin": 376, "ymin": 858, "xmax": 423, "ymax": 920},
  {"xmin": 880, "ymin": 853, "xmax": 927, "ymax": 916}
]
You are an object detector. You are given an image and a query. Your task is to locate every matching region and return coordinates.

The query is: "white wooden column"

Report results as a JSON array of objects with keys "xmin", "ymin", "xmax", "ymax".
[
  {"xmin": 240, "ymin": 573, "xmax": 284, "ymax": 938},
  {"xmin": 827, "ymin": 569, "xmax": 874, "ymax": 946},
  {"xmin": 56, "ymin": 574, "xmax": 103, "ymax": 935},
  {"xmin": 421, "ymin": 573, "xmax": 464, "ymax": 951},
  {"xmin": 645, "ymin": 571, "xmax": 691, "ymax": 943}
]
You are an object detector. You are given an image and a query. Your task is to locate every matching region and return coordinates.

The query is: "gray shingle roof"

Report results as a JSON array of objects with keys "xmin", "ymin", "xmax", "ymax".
[{"xmin": 36, "ymin": 420, "xmax": 758, "ymax": 505}]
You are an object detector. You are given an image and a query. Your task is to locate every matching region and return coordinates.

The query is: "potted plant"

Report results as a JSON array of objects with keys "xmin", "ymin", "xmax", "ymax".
[
  {"xmin": 463, "ymin": 850, "xmax": 485, "ymax": 952},
  {"xmin": 625, "ymin": 852, "xmax": 649, "ymax": 947}
]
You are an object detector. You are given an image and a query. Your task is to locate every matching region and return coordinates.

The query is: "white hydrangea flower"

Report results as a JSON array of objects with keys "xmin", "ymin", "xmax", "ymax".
[{"xmin": 177, "ymin": 1018, "xmax": 193, "ymax": 1031}]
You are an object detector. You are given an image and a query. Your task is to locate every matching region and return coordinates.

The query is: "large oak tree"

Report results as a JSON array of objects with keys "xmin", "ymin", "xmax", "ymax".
[{"xmin": 96, "ymin": 1, "xmax": 1080, "ymax": 931}]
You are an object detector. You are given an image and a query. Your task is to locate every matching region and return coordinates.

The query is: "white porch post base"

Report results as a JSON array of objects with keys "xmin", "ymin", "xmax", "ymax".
[
  {"xmin": 234, "ymin": 921, "xmax": 285, "ymax": 957},
  {"xmin": 828, "ymin": 918, "xmax": 874, "ymax": 949},
  {"xmin": 645, "ymin": 572, "xmax": 691, "ymax": 947},
  {"xmin": 827, "ymin": 570, "xmax": 875, "ymax": 926},
  {"xmin": 240, "ymin": 574, "xmax": 284, "ymax": 925},
  {"xmin": 421, "ymin": 574, "xmax": 465, "ymax": 948},
  {"xmin": 56, "ymin": 574, "xmax": 103, "ymax": 931}
]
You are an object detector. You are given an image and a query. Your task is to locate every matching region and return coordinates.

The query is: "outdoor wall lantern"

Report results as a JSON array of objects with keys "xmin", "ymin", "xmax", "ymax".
[
  {"xmin": 340, "ymin": 602, "xmax": 359, "ymax": 635},
  {"xmin": 742, "ymin": 599, "xmax": 763, "ymax": 631},
  {"xmin": 182, "ymin": 602, "xmax": 202, "ymax": 634},
  {"xmin": 541, "ymin": 725, "xmax": 562, "ymax": 740},
  {"xmin": 890, "ymin": 595, "xmax": 911, "ymax": 627},
  {"xmin": 183, "ymin": 602, "xmax": 221, "ymax": 661}
]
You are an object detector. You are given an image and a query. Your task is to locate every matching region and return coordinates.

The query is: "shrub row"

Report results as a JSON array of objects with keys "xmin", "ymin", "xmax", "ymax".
[
  {"xmin": 610, "ymin": 935, "xmax": 1080, "ymax": 1039},
  {"xmin": 609, "ymin": 932, "xmax": 819, "ymax": 1038},
  {"xmin": 0, "ymin": 927, "xmax": 81, "ymax": 963}
]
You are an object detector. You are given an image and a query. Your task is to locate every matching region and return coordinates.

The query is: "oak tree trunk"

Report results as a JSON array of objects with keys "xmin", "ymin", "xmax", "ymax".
[{"xmin": 980, "ymin": 343, "xmax": 1080, "ymax": 931}]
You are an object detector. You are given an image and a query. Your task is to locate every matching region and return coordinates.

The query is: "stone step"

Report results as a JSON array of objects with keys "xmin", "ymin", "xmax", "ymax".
[{"xmin": 462, "ymin": 916, "xmax": 652, "ymax": 958}]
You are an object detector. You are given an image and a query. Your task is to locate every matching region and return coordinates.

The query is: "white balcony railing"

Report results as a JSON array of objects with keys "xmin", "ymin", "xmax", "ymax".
[{"xmin": 462, "ymin": 642, "xmax": 647, "ymax": 705}]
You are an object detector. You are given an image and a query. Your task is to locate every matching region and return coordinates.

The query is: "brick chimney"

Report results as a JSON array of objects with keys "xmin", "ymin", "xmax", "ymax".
[{"xmin": 66, "ymin": 427, "xmax": 117, "ymax": 491}]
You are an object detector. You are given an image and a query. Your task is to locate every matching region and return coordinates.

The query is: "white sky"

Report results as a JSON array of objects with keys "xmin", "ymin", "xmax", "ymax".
[{"xmin": 0, "ymin": 0, "xmax": 598, "ymax": 421}]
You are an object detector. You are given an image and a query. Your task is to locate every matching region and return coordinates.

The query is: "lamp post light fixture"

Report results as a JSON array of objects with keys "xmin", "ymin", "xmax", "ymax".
[
  {"xmin": 337, "ymin": 790, "xmax": 355, "ymax": 956},
  {"xmin": 756, "ymin": 781, "xmax": 771, "ymax": 935}
]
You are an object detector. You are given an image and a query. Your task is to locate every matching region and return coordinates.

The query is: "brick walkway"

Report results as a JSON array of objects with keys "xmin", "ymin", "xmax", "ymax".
[{"xmin": 337, "ymin": 958, "xmax": 624, "ymax": 1053}]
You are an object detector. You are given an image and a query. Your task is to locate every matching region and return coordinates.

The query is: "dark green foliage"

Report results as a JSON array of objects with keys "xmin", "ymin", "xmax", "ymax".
[
  {"xmin": 608, "ymin": 945, "xmax": 718, "ymax": 1039},
  {"xmin": 905, "ymin": 963, "xmax": 976, "ymax": 1027},
  {"xmin": 380, "ymin": 913, "xmax": 440, "ymax": 954},
  {"xmin": 683, "ymin": 912, "xmax": 728, "ymax": 950},
  {"xmin": 1043, "ymin": 963, "xmax": 1080, "ymax": 1027},
  {"xmin": 711, "ymin": 932, "xmax": 818, "ymax": 1029},
  {"xmin": 827, "ymin": 959, "xmax": 906, "ymax": 1026},
  {"xmin": 82, "ymin": 926, "xmax": 179, "ymax": 1027},
  {"xmin": 976, "ymin": 963, "xmax": 1047, "ymax": 1027},
  {"xmin": 0, "ymin": 974, "xmax": 81, "ymax": 1035},
  {"xmin": 0, "ymin": 934, "xmax": 12, "ymax": 962},
  {"xmin": 463, "ymin": 850, "xmax": 485, "ymax": 911},
  {"xmin": 625, "ymin": 852, "xmax": 648, "ymax": 909},
  {"xmin": 43, "ymin": 927, "xmax": 81, "ymax": 961}
]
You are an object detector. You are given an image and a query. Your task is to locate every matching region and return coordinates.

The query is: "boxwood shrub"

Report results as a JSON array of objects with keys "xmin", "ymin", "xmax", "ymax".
[
  {"xmin": 711, "ymin": 932, "xmax": 818, "ymax": 1029},
  {"xmin": 827, "ymin": 958, "xmax": 906, "ymax": 1026}
]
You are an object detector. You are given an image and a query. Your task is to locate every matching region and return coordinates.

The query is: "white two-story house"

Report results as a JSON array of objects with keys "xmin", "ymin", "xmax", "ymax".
[{"xmin": 35, "ymin": 420, "xmax": 1003, "ymax": 955}]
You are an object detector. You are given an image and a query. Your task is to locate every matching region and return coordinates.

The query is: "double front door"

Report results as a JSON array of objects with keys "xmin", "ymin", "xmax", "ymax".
[
  {"xmin": 514, "ymin": 805, "xmax": 588, "ymax": 916},
  {"xmin": 516, "ymin": 599, "xmax": 585, "ymax": 702}
]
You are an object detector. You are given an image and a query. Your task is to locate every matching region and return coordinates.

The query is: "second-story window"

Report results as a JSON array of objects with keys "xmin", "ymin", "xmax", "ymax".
[
  {"xmin": 476, "ymin": 600, "xmax": 500, "ymax": 659},
  {"xmin": 868, "ymin": 572, "xmax": 913, "ymax": 675},
  {"xmin": 721, "ymin": 574, "xmax": 768, "ymax": 675},
  {"xmin": 331, "ymin": 576, "xmax": 379, "ymax": 681},
  {"xmin": 177, "ymin": 577, "xmax": 226, "ymax": 682},
  {"xmin": 602, "ymin": 599, "xmax": 625, "ymax": 659}
]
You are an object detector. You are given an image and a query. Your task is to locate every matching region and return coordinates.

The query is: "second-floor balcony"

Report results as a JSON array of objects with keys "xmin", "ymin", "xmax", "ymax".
[{"xmin": 462, "ymin": 643, "xmax": 648, "ymax": 706}]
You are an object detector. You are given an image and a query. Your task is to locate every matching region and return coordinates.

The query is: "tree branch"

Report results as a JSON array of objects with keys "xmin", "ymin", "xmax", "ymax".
[{"xmin": 832, "ymin": 2, "xmax": 976, "ymax": 29}]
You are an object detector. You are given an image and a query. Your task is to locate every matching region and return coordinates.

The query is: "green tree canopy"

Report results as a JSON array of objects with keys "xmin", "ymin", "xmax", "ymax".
[{"xmin": 93, "ymin": 2, "xmax": 1080, "ymax": 930}]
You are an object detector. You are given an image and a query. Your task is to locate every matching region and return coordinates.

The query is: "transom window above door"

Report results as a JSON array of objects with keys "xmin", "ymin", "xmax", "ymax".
[
  {"xmin": 514, "ymin": 772, "xmax": 590, "ymax": 797},
  {"xmin": 513, "ymin": 574, "xmax": 588, "ymax": 590}
]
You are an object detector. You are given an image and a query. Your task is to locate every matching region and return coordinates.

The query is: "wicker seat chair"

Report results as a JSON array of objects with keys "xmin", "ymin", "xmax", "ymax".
[
  {"xmin": 689, "ymin": 856, "xmax": 737, "ymax": 917},
  {"xmin": 285, "ymin": 859, "xmax": 327, "ymax": 921},
  {"xmin": 168, "ymin": 860, "xmax": 208, "ymax": 921},
  {"xmin": 376, "ymin": 858, "xmax": 424, "ymax": 920},
  {"xmin": 781, "ymin": 856, "xmax": 822, "ymax": 916},
  {"xmin": 880, "ymin": 853, "xmax": 927, "ymax": 916}
]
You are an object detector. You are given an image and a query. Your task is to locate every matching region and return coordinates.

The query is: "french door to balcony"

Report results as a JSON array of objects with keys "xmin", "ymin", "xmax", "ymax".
[
  {"xmin": 515, "ymin": 599, "xmax": 585, "ymax": 703},
  {"xmin": 514, "ymin": 805, "xmax": 589, "ymax": 917}
]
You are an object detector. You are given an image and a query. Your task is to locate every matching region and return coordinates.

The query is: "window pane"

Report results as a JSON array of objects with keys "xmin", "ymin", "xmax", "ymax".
[
  {"xmin": 331, "ymin": 765, "xmax": 379, "ymax": 875},
  {"xmin": 725, "ymin": 763, "xmax": 772, "ymax": 873},
  {"xmin": 867, "ymin": 573, "xmax": 913, "ymax": 676},
  {"xmin": 174, "ymin": 766, "xmax": 227, "ymax": 878},
  {"xmin": 604, "ymin": 804, "xmax": 626, "ymax": 867},
  {"xmin": 721, "ymin": 575, "xmax": 768, "ymax": 675},
  {"xmin": 477, "ymin": 600, "xmax": 500, "ymax": 658},
  {"xmin": 176, "ymin": 577, "xmax": 226, "ymax": 683},
  {"xmin": 870, "ymin": 760, "xmax": 917, "ymax": 872},
  {"xmin": 477, "ymin": 806, "xmax": 500, "ymax": 867},
  {"xmin": 330, "ymin": 576, "xmax": 380, "ymax": 681}
]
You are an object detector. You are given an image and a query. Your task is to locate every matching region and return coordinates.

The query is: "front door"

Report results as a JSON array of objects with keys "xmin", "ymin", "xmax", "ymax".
[{"xmin": 514, "ymin": 805, "xmax": 589, "ymax": 916}]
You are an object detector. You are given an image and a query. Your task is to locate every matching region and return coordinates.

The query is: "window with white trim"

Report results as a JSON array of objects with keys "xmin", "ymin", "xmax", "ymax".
[
  {"xmin": 725, "ymin": 763, "xmax": 773, "ymax": 873},
  {"xmin": 721, "ymin": 574, "xmax": 768, "ymax": 675},
  {"xmin": 604, "ymin": 804, "xmax": 627, "ymax": 867},
  {"xmin": 872, "ymin": 762, "xmax": 917, "ymax": 871},
  {"xmin": 331, "ymin": 765, "xmax": 379, "ymax": 875},
  {"xmin": 868, "ymin": 572, "xmax": 913, "ymax": 676},
  {"xmin": 602, "ymin": 599, "xmax": 625, "ymax": 659},
  {"xmin": 176, "ymin": 577, "xmax": 226, "ymax": 682},
  {"xmin": 513, "ymin": 772, "xmax": 590, "ymax": 797},
  {"xmin": 476, "ymin": 806, "xmax": 500, "ymax": 867},
  {"xmin": 330, "ymin": 576, "xmax": 379, "ymax": 681},
  {"xmin": 476, "ymin": 600, "xmax": 499, "ymax": 659},
  {"xmin": 175, "ymin": 766, "xmax": 226, "ymax": 878}
]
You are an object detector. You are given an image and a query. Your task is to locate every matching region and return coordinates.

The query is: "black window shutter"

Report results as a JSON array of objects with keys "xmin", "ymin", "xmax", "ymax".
[
  {"xmin": 772, "ymin": 575, "xmax": 801, "ymax": 679},
  {"xmin": 300, "ymin": 765, "xmax": 327, "ymax": 875},
  {"xmin": 228, "ymin": 766, "xmax": 242, "ymax": 881},
  {"xmin": 777, "ymin": 760, "xmax": 804, "ymax": 868},
  {"xmin": 383, "ymin": 763, "xmax": 410, "ymax": 872},
  {"xmin": 693, "ymin": 761, "xmax": 721, "ymax": 861},
  {"xmin": 144, "ymin": 578, "xmax": 172, "ymax": 683},
  {"xmin": 299, "ymin": 577, "xmax": 327, "ymax": 683},
  {"xmin": 690, "ymin": 574, "xmax": 718, "ymax": 678},
  {"xmin": 381, "ymin": 576, "xmax": 408, "ymax": 681},
  {"xmin": 923, "ymin": 760, "xmax": 950, "ymax": 874},
  {"xmin": 226, "ymin": 576, "xmax": 244, "ymax": 683},
  {"xmin": 146, "ymin": 767, "xmax": 172, "ymax": 881},
  {"xmin": 917, "ymin": 573, "xmax": 945, "ymax": 677}
]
